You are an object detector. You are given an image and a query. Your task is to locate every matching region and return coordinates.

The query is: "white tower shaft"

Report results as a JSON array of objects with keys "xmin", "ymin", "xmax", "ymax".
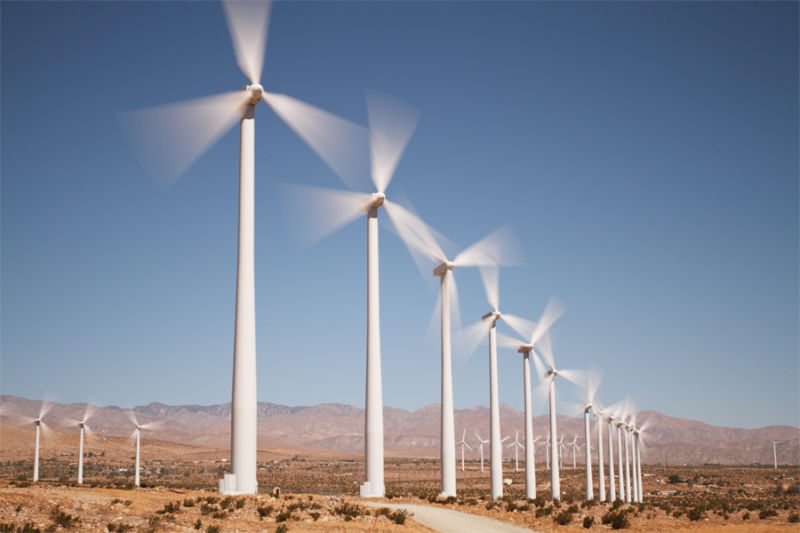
[
  {"xmin": 135, "ymin": 428, "xmax": 141, "ymax": 487},
  {"xmin": 360, "ymin": 206, "xmax": 384, "ymax": 498},
  {"xmin": 617, "ymin": 425, "xmax": 624, "ymax": 501},
  {"xmin": 636, "ymin": 433, "xmax": 643, "ymax": 502},
  {"xmin": 625, "ymin": 430, "xmax": 632, "ymax": 502},
  {"xmin": 33, "ymin": 424, "xmax": 40, "ymax": 482},
  {"xmin": 608, "ymin": 420, "xmax": 616, "ymax": 501},
  {"xmin": 78, "ymin": 426, "xmax": 85, "ymax": 485},
  {"xmin": 488, "ymin": 324, "xmax": 503, "ymax": 499},
  {"xmin": 773, "ymin": 443, "xmax": 778, "ymax": 469},
  {"xmin": 230, "ymin": 106, "xmax": 258, "ymax": 495},
  {"xmin": 523, "ymin": 353, "xmax": 535, "ymax": 499},
  {"xmin": 480, "ymin": 443, "xmax": 485, "ymax": 472},
  {"xmin": 584, "ymin": 411, "xmax": 594, "ymax": 500},
  {"xmin": 597, "ymin": 417, "xmax": 606, "ymax": 502},
  {"xmin": 439, "ymin": 271, "xmax": 456, "ymax": 497},
  {"xmin": 549, "ymin": 378, "xmax": 560, "ymax": 499},
  {"xmin": 631, "ymin": 433, "xmax": 639, "ymax": 502}
]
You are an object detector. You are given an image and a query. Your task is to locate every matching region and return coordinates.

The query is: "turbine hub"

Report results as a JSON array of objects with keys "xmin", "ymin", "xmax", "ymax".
[
  {"xmin": 517, "ymin": 344, "xmax": 533, "ymax": 354},
  {"xmin": 246, "ymin": 83, "xmax": 263, "ymax": 105},
  {"xmin": 481, "ymin": 310, "xmax": 501, "ymax": 325},
  {"xmin": 433, "ymin": 261, "xmax": 454, "ymax": 277},
  {"xmin": 369, "ymin": 192, "xmax": 385, "ymax": 209}
]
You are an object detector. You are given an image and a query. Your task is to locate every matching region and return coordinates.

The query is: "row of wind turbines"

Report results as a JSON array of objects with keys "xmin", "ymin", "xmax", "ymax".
[{"xmin": 113, "ymin": 0, "xmax": 651, "ymax": 500}]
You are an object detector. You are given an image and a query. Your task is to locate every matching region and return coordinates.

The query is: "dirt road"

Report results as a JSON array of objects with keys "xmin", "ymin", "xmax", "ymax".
[{"xmin": 363, "ymin": 502, "xmax": 538, "ymax": 533}]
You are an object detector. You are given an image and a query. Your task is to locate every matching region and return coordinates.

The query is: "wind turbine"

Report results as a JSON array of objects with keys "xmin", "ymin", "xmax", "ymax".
[
  {"xmin": 127, "ymin": 412, "xmax": 159, "ymax": 487},
  {"xmin": 23, "ymin": 402, "xmax": 53, "ymax": 482},
  {"xmin": 535, "ymin": 332, "xmax": 584, "ymax": 500},
  {"xmin": 509, "ymin": 431, "xmax": 524, "ymax": 472},
  {"xmin": 280, "ymin": 91, "xmax": 423, "ymax": 498},
  {"xmin": 65, "ymin": 405, "xmax": 97, "ymax": 485},
  {"xmin": 772, "ymin": 441, "xmax": 784, "ymax": 469},
  {"xmin": 605, "ymin": 411, "xmax": 616, "ymax": 501},
  {"xmin": 457, "ymin": 430, "xmax": 473, "ymax": 472},
  {"xmin": 594, "ymin": 406, "xmax": 607, "ymax": 502},
  {"xmin": 570, "ymin": 436, "xmax": 579, "ymax": 469},
  {"xmin": 386, "ymin": 208, "xmax": 520, "ymax": 498},
  {"xmin": 558, "ymin": 436, "xmax": 565, "ymax": 470},
  {"xmin": 475, "ymin": 432, "xmax": 489, "ymax": 472},
  {"xmin": 120, "ymin": 0, "xmax": 372, "ymax": 496},
  {"xmin": 579, "ymin": 373, "xmax": 601, "ymax": 501},
  {"xmin": 460, "ymin": 266, "xmax": 532, "ymax": 499},
  {"xmin": 496, "ymin": 296, "xmax": 566, "ymax": 500}
]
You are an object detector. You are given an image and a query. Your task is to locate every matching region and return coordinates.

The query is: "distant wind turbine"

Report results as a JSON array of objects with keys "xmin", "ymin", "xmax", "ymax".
[
  {"xmin": 127, "ymin": 411, "xmax": 159, "ymax": 487},
  {"xmin": 66, "ymin": 405, "xmax": 97, "ymax": 485},
  {"xmin": 24, "ymin": 402, "xmax": 53, "ymax": 482},
  {"xmin": 457, "ymin": 430, "xmax": 473, "ymax": 472},
  {"xmin": 579, "ymin": 373, "xmax": 601, "ymax": 501},
  {"xmin": 509, "ymin": 431, "xmax": 524, "ymax": 472},
  {"xmin": 475, "ymin": 432, "xmax": 489, "ymax": 473},
  {"xmin": 772, "ymin": 441, "xmax": 784, "ymax": 469}
]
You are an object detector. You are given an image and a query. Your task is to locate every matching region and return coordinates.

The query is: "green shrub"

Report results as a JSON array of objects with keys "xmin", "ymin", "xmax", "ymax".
[
  {"xmin": 390, "ymin": 509, "xmax": 409, "ymax": 525},
  {"xmin": 257, "ymin": 505, "xmax": 273, "ymax": 518},
  {"xmin": 275, "ymin": 510, "xmax": 294, "ymax": 523},
  {"xmin": 553, "ymin": 510, "xmax": 573, "ymax": 525},
  {"xmin": 51, "ymin": 506, "xmax": 80, "ymax": 528},
  {"xmin": 668, "ymin": 474, "xmax": 681, "ymax": 484},
  {"xmin": 602, "ymin": 510, "xmax": 630, "ymax": 529},
  {"xmin": 583, "ymin": 515, "xmax": 594, "ymax": 528},
  {"xmin": 156, "ymin": 501, "xmax": 180, "ymax": 514},
  {"xmin": 333, "ymin": 502, "xmax": 363, "ymax": 520},
  {"xmin": 759, "ymin": 509, "xmax": 778, "ymax": 519},
  {"xmin": 536, "ymin": 505, "xmax": 553, "ymax": 517},
  {"xmin": 687, "ymin": 506, "xmax": 705, "ymax": 521}
]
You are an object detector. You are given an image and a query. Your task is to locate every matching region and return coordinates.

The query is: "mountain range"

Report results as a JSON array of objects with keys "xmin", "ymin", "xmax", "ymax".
[{"xmin": 1, "ymin": 395, "xmax": 798, "ymax": 465}]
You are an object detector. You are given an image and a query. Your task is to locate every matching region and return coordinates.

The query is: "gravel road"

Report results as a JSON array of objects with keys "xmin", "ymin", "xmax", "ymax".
[{"xmin": 362, "ymin": 502, "xmax": 539, "ymax": 533}]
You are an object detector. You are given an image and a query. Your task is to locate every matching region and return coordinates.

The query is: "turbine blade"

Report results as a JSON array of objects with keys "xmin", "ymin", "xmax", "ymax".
[
  {"xmin": 453, "ymin": 224, "xmax": 523, "ymax": 268},
  {"xmin": 496, "ymin": 331, "xmax": 525, "ymax": 350},
  {"xmin": 585, "ymin": 370, "xmax": 602, "ymax": 404},
  {"xmin": 119, "ymin": 91, "xmax": 248, "ymax": 188},
  {"xmin": 449, "ymin": 273, "xmax": 462, "ymax": 333},
  {"xmin": 464, "ymin": 442, "xmax": 473, "ymax": 451},
  {"xmin": 479, "ymin": 266, "xmax": 499, "ymax": 312},
  {"xmin": 222, "ymin": 0, "xmax": 271, "ymax": 85},
  {"xmin": 366, "ymin": 90, "xmax": 420, "ymax": 193},
  {"xmin": 453, "ymin": 320, "xmax": 489, "ymax": 361},
  {"xmin": 126, "ymin": 410, "xmax": 139, "ymax": 428},
  {"xmin": 84, "ymin": 424, "xmax": 96, "ymax": 439},
  {"xmin": 502, "ymin": 313, "xmax": 537, "ymax": 343},
  {"xmin": 82, "ymin": 404, "xmax": 97, "ymax": 425},
  {"xmin": 382, "ymin": 200, "xmax": 447, "ymax": 264},
  {"xmin": 531, "ymin": 350, "xmax": 548, "ymax": 381},
  {"xmin": 558, "ymin": 368, "xmax": 586, "ymax": 388},
  {"xmin": 279, "ymin": 184, "xmax": 369, "ymax": 247},
  {"xmin": 39, "ymin": 401, "xmax": 53, "ymax": 420},
  {"xmin": 529, "ymin": 296, "xmax": 566, "ymax": 347},
  {"xmin": 536, "ymin": 331, "xmax": 556, "ymax": 370},
  {"xmin": 39, "ymin": 420, "xmax": 54, "ymax": 441},
  {"xmin": 263, "ymin": 92, "xmax": 370, "ymax": 190}
]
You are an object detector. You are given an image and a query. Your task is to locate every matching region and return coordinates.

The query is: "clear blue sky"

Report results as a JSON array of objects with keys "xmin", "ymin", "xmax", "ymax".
[{"xmin": 2, "ymin": 1, "xmax": 797, "ymax": 430}]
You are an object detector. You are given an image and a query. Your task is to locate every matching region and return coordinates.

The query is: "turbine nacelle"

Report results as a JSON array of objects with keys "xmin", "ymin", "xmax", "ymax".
[
  {"xmin": 433, "ymin": 261, "xmax": 454, "ymax": 277},
  {"xmin": 516, "ymin": 343, "xmax": 533, "ymax": 354},
  {"xmin": 582, "ymin": 402, "xmax": 593, "ymax": 413},
  {"xmin": 361, "ymin": 192, "xmax": 385, "ymax": 211},
  {"xmin": 245, "ymin": 83, "xmax": 263, "ymax": 105},
  {"xmin": 481, "ymin": 310, "xmax": 501, "ymax": 326}
]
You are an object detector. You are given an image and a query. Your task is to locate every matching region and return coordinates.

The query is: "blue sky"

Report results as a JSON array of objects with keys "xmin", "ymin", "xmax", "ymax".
[{"xmin": 1, "ymin": 1, "xmax": 797, "ymax": 430}]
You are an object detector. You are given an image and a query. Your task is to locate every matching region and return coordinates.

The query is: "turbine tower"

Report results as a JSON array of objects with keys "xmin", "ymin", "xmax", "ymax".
[
  {"xmin": 772, "ymin": 441, "xmax": 784, "ymax": 469},
  {"xmin": 579, "ymin": 374, "xmax": 600, "ymax": 501},
  {"xmin": 66, "ymin": 405, "xmax": 96, "ymax": 485},
  {"xmin": 475, "ymin": 432, "xmax": 489, "ymax": 472},
  {"xmin": 127, "ymin": 412, "xmax": 158, "ymax": 488},
  {"xmin": 457, "ymin": 430, "xmax": 473, "ymax": 472},
  {"xmin": 26, "ymin": 402, "xmax": 52, "ymax": 482},
  {"xmin": 594, "ymin": 407, "xmax": 607, "ymax": 502},
  {"xmin": 496, "ymin": 296, "xmax": 565, "ymax": 500},
  {"xmin": 385, "ymin": 208, "xmax": 520, "ymax": 498},
  {"xmin": 121, "ymin": 0, "xmax": 370, "ymax": 495},
  {"xmin": 509, "ymin": 432, "xmax": 524, "ymax": 472},
  {"xmin": 606, "ymin": 412, "xmax": 616, "ymax": 501}
]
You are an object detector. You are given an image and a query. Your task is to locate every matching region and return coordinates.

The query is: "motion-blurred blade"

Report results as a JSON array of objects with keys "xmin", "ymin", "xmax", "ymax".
[
  {"xmin": 496, "ymin": 331, "xmax": 525, "ymax": 350},
  {"xmin": 531, "ymin": 349, "xmax": 548, "ymax": 381},
  {"xmin": 529, "ymin": 296, "xmax": 566, "ymax": 347},
  {"xmin": 536, "ymin": 331, "xmax": 556, "ymax": 369},
  {"xmin": 39, "ymin": 420, "xmax": 54, "ymax": 441},
  {"xmin": 279, "ymin": 184, "xmax": 369, "ymax": 247},
  {"xmin": 39, "ymin": 401, "xmax": 53, "ymax": 420},
  {"xmin": 584, "ymin": 370, "xmax": 602, "ymax": 404},
  {"xmin": 263, "ymin": 92, "xmax": 370, "ymax": 190},
  {"xmin": 365, "ymin": 90, "xmax": 420, "ymax": 193},
  {"xmin": 383, "ymin": 200, "xmax": 447, "ymax": 264},
  {"xmin": 140, "ymin": 421, "xmax": 161, "ymax": 431},
  {"xmin": 449, "ymin": 273, "xmax": 462, "ymax": 332},
  {"xmin": 558, "ymin": 368, "xmax": 586, "ymax": 388},
  {"xmin": 126, "ymin": 410, "xmax": 139, "ymax": 428},
  {"xmin": 453, "ymin": 320, "xmax": 489, "ymax": 360},
  {"xmin": 453, "ymin": 224, "xmax": 523, "ymax": 268},
  {"xmin": 502, "ymin": 313, "xmax": 536, "ymax": 343},
  {"xmin": 222, "ymin": 0, "xmax": 271, "ymax": 84},
  {"xmin": 129, "ymin": 428, "xmax": 139, "ymax": 443},
  {"xmin": 464, "ymin": 441, "xmax": 473, "ymax": 451},
  {"xmin": 82, "ymin": 404, "xmax": 97, "ymax": 425},
  {"xmin": 84, "ymin": 424, "xmax": 96, "ymax": 439},
  {"xmin": 478, "ymin": 266, "xmax": 499, "ymax": 312},
  {"xmin": 119, "ymin": 91, "xmax": 249, "ymax": 188}
]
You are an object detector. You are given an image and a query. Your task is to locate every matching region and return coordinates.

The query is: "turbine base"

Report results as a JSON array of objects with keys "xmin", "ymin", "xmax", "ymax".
[{"xmin": 359, "ymin": 481, "xmax": 385, "ymax": 498}]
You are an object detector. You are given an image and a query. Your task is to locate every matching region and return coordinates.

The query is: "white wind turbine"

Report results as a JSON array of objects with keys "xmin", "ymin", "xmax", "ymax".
[
  {"xmin": 459, "ymin": 266, "xmax": 534, "ymax": 499},
  {"xmin": 772, "ymin": 441, "xmax": 784, "ymax": 469},
  {"xmin": 120, "ymin": 0, "xmax": 371, "ymax": 496},
  {"xmin": 593, "ymin": 406, "xmax": 607, "ymax": 502},
  {"xmin": 535, "ymin": 332, "xmax": 584, "ymax": 500},
  {"xmin": 457, "ymin": 429, "xmax": 473, "ymax": 472},
  {"xmin": 475, "ymin": 432, "xmax": 489, "ymax": 473},
  {"xmin": 496, "ymin": 296, "xmax": 566, "ymax": 500},
  {"xmin": 558, "ymin": 436, "xmax": 565, "ymax": 470},
  {"xmin": 509, "ymin": 431, "xmax": 524, "ymax": 472},
  {"xmin": 280, "ymin": 91, "xmax": 422, "ymax": 499},
  {"xmin": 65, "ymin": 405, "xmax": 97, "ymax": 485},
  {"xmin": 629, "ymin": 415, "xmax": 650, "ymax": 502},
  {"xmin": 385, "ymin": 208, "xmax": 521, "ymax": 498},
  {"xmin": 604, "ymin": 410, "xmax": 616, "ymax": 501},
  {"xmin": 126, "ymin": 411, "xmax": 159, "ymax": 487},
  {"xmin": 578, "ymin": 373, "xmax": 601, "ymax": 501},
  {"xmin": 22, "ymin": 402, "xmax": 53, "ymax": 482},
  {"xmin": 570, "ymin": 436, "xmax": 579, "ymax": 469}
]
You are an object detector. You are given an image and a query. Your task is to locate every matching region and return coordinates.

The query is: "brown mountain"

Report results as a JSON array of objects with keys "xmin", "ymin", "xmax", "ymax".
[{"xmin": 1, "ymin": 395, "xmax": 797, "ymax": 465}]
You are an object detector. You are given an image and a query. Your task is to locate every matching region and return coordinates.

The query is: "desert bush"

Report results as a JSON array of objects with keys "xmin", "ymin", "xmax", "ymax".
[
  {"xmin": 517, "ymin": 503, "xmax": 530, "ymax": 512},
  {"xmin": 583, "ymin": 515, "xmax": 594, "ymax": 528},
  {"xmin": 183, "ymin": 499, "xmax": 195, "ymax": 508},
  {"xmin": 219, "ymin": 496, "xmax": 234, "ymax": 510},
  {"xmin": 759, "ymin": 508, "xmax": 778, "ymax": 519},
  {"xmin": 553, "ymin": 510, "xmax": 573, "ymax": 525},
  {"xmin": 602, "ymin": 510, "xmax": 630, "ymax": 529},
  {"xmin": 687, "ymin": 506, "xmax": 705, "ymax": 521},
  {"xmin": 672, "ymin": 509, "xmax": 683, "ymax": 518},
  {"xmin": 257, "ymin": 505, "xmax": 274, "ymax": 518},
  {"xmin": 205, "ymin": 526, "xmax": 219, "ymax": 533},
  {"xmin": 51, "ymin": 506, "xmax": 80, "ymax": 528},
  {"xmin": 275, "ymin": 524, "xmax": 289, "ymax": 533},
  {"xmin": 309, "ymin": 512, "xmax": 320, "ymax": 521},
  {"xmin": 485, "ymin": 501, "xmax": 499, "ymax": 511},
  {"xmin": 582, "ymin": 499, "xmax": 597, "ymax": 508},
  {"xmin": 275, "ymin": 510, "xmax": 294, "ymax": 522},
  {"xmin": 505, "ymin": 501, "xmax": 517, "ymax": 512},
  {"xmin": 390, "ymin": 509, "xmax": 409, "ymax": 525},
  {"xmin": 611, "ymin": 499, "xmax": 623, "ymax": 510},
  {"xmin": 567, "ymin": 504, "xmax": 579, "ymax": 513},
  {"xmin": 0, "ymin": 525, "xmax": 14, "ymax": 533},
  {"xmin": 668, "ymin": 474, "xmax": 681, "ymax": 483},
  {"xmin": 535, "ymin": 505, "xmax": 553, "ymax": 517},
  {"xmin": 235, "ymin": 498, "xmax": 245, "ymax": 510},
  {"xmin": 788, "ymin": 512, "xmax": 799, "ymax": 523},
  {"xmin": 333, "ymin": 501, "xmax": 363, "ymax": 520},
  {"xmin": 211, "ymin": 511, "xmax": 227, "ymax": 519},
  {"xmin": 533, "ymin": 495, "xmax": 548, "ymax": 507},
  {"xmin": 200, "ymin": 503, "xmax": 216, "ymax": 516},
  {"xmin": 742, "ymin": 511, "xmax": 750, "ymax": 520},
  {"xmin": 156, "ymin": 501, "xmax": 180, "ymax": 514},
  {"xmin": 193, "ymin": 519, "xmax": 202, "ymax": 530}
]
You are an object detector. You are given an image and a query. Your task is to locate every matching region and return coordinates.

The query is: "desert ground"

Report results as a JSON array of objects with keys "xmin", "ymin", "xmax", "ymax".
[{"xmin": 0, "ymin": 436, "xmax": 798, "ymax": 532}]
